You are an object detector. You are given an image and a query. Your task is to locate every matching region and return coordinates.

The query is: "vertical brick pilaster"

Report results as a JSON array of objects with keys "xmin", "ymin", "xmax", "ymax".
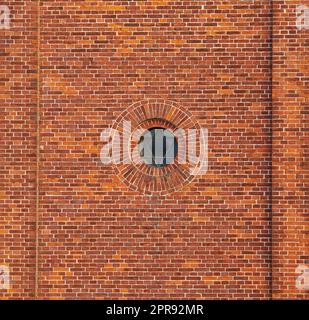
[
  {"xmin": 272, "ymin": 0, "xmax": 309, "ymax": 299},
  {"xmin": 0, "ymin": 1, "xmax": 38, "ymax": 299}
]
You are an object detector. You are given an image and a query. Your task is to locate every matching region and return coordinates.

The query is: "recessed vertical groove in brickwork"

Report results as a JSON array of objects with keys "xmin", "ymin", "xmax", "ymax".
[
  {"xmin": 270, "ymin": 0, "xmax": 274, "ymax": 300},
  {"xmin": 35, "ymin": 0, "xmax": 41, "ymax": 300}
]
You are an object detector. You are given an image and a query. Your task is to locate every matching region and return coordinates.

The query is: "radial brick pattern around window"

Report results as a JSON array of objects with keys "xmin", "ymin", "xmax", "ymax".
[{"xmin": 111, "ymin": 99, "xmax": 200, "ymax": 195}]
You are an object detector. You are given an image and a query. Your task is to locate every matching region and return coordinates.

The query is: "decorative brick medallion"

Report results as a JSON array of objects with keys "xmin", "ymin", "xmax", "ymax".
[{"xmin": 111, "ymin": 99, "xmax": 201, "ymax": 195}]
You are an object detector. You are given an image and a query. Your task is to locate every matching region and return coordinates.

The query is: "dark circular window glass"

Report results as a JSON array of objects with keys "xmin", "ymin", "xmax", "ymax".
[{"xmin": 138, "ymin": 127, "xmax": 178, "ymax": 168}]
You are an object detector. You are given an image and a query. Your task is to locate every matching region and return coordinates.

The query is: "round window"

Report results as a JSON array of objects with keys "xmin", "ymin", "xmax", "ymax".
[{"xmin": 138, "ymin": 127, "xmax": 178, "ymax": 168}]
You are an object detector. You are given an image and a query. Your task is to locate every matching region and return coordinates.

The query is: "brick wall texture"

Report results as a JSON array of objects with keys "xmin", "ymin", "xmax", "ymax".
[{"xmin": 0, "ymin": 0, "xmax": 308, "ymax": 299}]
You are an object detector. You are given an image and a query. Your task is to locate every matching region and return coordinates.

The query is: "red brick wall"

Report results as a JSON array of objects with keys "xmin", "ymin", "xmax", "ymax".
[
  {"xmin": 272, "ymin": 0, "xmax": 309, "ymax": 299},
  {"xmin": 0, "ymin": 1, "xmax": 37, "ymax": 298},
  {"xmin": 0, "ymin": 0, "xmax": 307, "ymax": 300}
]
